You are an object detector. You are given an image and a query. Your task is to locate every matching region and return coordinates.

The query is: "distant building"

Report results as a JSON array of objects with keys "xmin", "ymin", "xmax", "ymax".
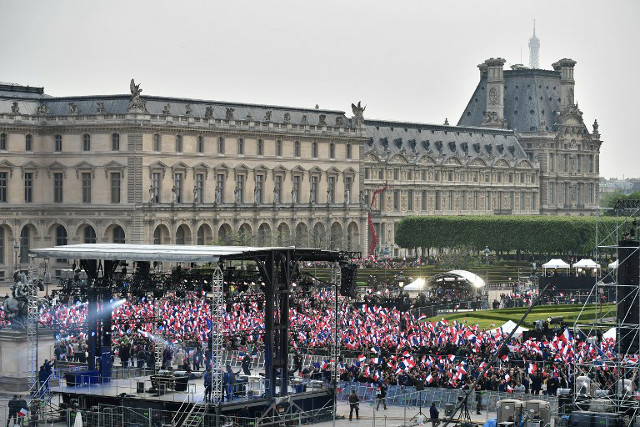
[{"xmin": 0, "ymin": 54, "xmax": 603, "ymax": 269}]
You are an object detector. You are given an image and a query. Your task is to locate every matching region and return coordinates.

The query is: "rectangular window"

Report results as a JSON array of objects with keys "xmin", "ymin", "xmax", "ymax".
[
  {"xmin": 175, "ymin": 135, "xmax": 182, "ymax": 153},
  {"xmin": 197, "ymin": 136, "xmax": 204, "ymax": 153},
  {"xmin": 421, "ymin": 190, "xmax": 427, "ymax": 210},
  {"xmin": 327, "ymin": 176, "xmax": 335, "ymax": 203},
  {"xmin": 258, "ymin": 139, "xmax": 264, "ymax": 156},
  {"xmin": 329, "ymin": 143, "xmax": 335, "ymax": 159},
  {"xmin": 215, "ymin": 173, "xmax": 225, "ymax": 203},
  {"xmin": 235, "ymin": 174, "xmax": 244, "ymax": 203},
  {"xmin": 111, "ymin": 172, "xmax": 121, "ymax": 203},
  {"xmin": 532, "ymin": 193, "xmax": 537, "ymax": 210},
  {"xmin": 237, "ymin": 138, "xmax": 244, "ymax": 155},
  {"xmin": 294, "ymin": 141, "xmax": 300, "ymax": 157},
  {"xmin": 589, "ymin": 155, "xmax": 594, "ymax": 173},
  {"xmin": 408, "ymin": 170, "xmax": 413, "ymax": 180},
  {"xmin": 393, "ymin": 169, "xmax": 399, "ymax": 180},
  {"xmin": 83, "ymin": 134, "xmax": 91, "ymax": 151},
  {"xmin": 195, "ymin": 173, "xmax": 204, "ymax": 204},
  {"xmin": 25, "ymin": 134, "xmax": 32, "ymax": 152},
  {"xmin": 82, "ymin": 172, "xmax": 92, "ymax": 203},
  {"xmin": 549, "ymin": 184, "xmax": 555, "ymax": 205},
  {"xmin": 393, "ymin": 190, "xmax": 400, "ymax": 211},
  {"xmin": 153, "ymin": 134, "xmax": 161, "ymax": 152},
  {"xmin": 549, "ymin": 154, "xmax": 554, "ymax": 172},
  {"xmin": 24, "ymin": 173, "xmax": 33, "ymax": 203},
  {"xmin": 435, "ymin": 171, "xmax": 440, "ymax": 182},
  {"xmin": 462, "ymin": 191, "xmax": 467, "ymax": 210},
  {"xmin": 292, "ymin": 175, "xmax": 301, "ymax": 204},
  {"xmin": 0, "ymin": 172, "xmax": 7, "ymax": 202},
  {"xmin": 473, "ymin": 191, "xmax": 478, "ymax": 210},
  {"xmin": 564, "ymin": 154, "xmax": 568, "ymax": 172},
  {"xmin": 218, "ymin": 137, "xmax": 225, "ymax": 154},
  {"xmin": 274, "ymin": 175, "xmax": 282, "ymax": 204},
  {"xmin": 276, "ymin": 140, "xmax": 282, "ymax": 157},
  {"xmin": 0, "ymin": 133, "xmax": 6, "ymax": 150},
  {"xmin": 312, "ymin": 142, "xmax": 318, "ymax": 158},
  {"xmin": 174, "ymin": 173, "xmax": 183, "ymax": 203},
  {"xmin": 510, "ymin": 191, "xmax": 514, "ymax": 210},
  {"xmin": 448, "ymin": 190, "xmax": 453, "ymax": 210},
  {"xmin": 378, "ymin": 169, "xmax": 384, "ymax": 180},
  {"xmin": 448, "ymin": 171, "xmax": 454, "ymax": 182},
  {"xmin": 486, "ymin": 192, "xmax": 491, "ymax": 210},
  {"xmin": 563, "ymin": 183, "xmax": 569, "ymax": 206},
  {"xmin": 112, "ymin": 133, "xmax": 120, "ymax": 151},
  {"xmin": 435, "ymin": 191, "xmax": 441, "ymax": 210},
  {"xmin": 577, "ymin": 183, "xmax": 583, "ymax": 206},
  {"xmin": 421, "ymin": 170, "xmax": 427, "ymax": 181},
  {"xmin": 310, "ymin": 176, "xmax": 318, "ymax": 204},
  {"xmin": 53, "ymin": 172, "xmax": 63, "ymax": 203},
  {"xmin": 152, "ymin": 172, "xmax": 161, "ymax": 203},
  {"xmin": 408, "ymin": 190, "xmax": 413, "ymax": 211},
  {"xmin": 577, "ymin": 155, "xmax": 582, "ymax": 173},
  {"xmin": 520, "ymin": 192, "xmax": 525, "ymax": 211},
  {"xmin": 255, "ymin": 174, "xmax": 263, "ymax": 204},
  {"xmin": 346, "ymin": 143, "xmax": 352, "ymax": 159},
  {"xmin": 55, "ymin": 135, "xmax": 62, "ymax": 152},
  {"xmin": 364, "ymin": 168, "xmax": 370, "ymax": 179}
]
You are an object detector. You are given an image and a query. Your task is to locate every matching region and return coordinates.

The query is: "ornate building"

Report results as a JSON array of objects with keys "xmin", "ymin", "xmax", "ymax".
[
  {"xmin": 0, "ymin": 82, "xmax": 365, "ymax": 279},
  {"xmin": 458, "ymin": 57, "xmax": 602, "ymax": 216},
  {"xmin": 0, "ymin": 53, "xmax": 602, "ymax": 273}
]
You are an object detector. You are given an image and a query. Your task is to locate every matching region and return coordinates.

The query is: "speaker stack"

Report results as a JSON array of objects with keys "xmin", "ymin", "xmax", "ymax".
[{"xmin": 617, "ymin": 239, "xmax": 640, "ymax": 355}]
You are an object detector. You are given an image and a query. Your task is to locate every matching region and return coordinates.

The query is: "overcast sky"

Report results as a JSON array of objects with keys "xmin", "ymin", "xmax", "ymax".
[{"xmin": 2, "ymin": 0, "xmax": 638, "ymax": 179}]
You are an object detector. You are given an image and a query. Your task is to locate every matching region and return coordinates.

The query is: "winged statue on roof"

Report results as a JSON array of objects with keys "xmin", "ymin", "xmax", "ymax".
[{"xmin": 351, "ymin": 101, "xmax": 366, "ymax": 127}]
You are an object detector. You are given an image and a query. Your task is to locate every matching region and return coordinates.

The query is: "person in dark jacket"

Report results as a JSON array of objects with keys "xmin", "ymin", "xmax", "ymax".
[
  {"xmin": 7, "ymin": 395, "xmax": 20, "ymax": 427},
  {"xmin": 430, "ymin": 402, "xmax": 440, "ymax": 427},
  {"xmin": 241, "ymin": 353, "xmax": 251, "ymax": 375},
  {"xmin": 348, "ymin": 390, "xmax": 360, "ymax": 421},
  {"xmin": 203, "ymin": 369, "xmax": 212, "ymax": 402}
]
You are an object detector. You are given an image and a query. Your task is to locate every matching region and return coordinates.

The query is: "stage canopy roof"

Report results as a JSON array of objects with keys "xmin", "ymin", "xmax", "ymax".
[
  {"xmin": 572, "ymin": 258, "xmax": 600, "ymax": 269},
  {"xmin": 428, "ymin": 269, "xmax": 486, "ymax": 289},
  {"xmin": 542, "ymin": 258, "xmax": 570, "ymax": 269},
  {"xmin": 30, "ymin": 243, "xmax": 340, "ymax": 263}
]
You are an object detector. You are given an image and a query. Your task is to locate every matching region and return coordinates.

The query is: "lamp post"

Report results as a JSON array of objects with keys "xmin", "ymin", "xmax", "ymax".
[{"xmin": 483, "ymin": 246, "xmax": 490, "ymax": 263}]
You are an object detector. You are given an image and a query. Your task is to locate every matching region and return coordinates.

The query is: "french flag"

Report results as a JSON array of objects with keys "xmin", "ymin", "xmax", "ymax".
[
  {"xmin": 426, "ymin": 373, "xmax": 434, "ymax": 384},
  {"xmin": 448, "ymin": 354, "xmax": 455, "ymax": 362},
  {"xmin": 561, "ymin": 328, "xmax": 572, "ymax": 343},
  {"xmin": 528, "ymin": 363, "xmax": 537, "ymax": 375},
  {"xmin": 18, "ymin": 407, "xmax": 29, "ymax": 417},
  {"xmin": 357, "ymin": 354, "xmax": 367, "ymax": 363}
]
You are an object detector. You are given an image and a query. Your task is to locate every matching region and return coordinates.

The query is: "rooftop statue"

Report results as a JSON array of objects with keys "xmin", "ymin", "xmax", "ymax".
[
  {"xmin": 351, "ymin": 101, "xmax": 366, "ymax": 127},
  {"xmin": 128, "ymin": 79, "xmax": 148, "ymax": 113}
]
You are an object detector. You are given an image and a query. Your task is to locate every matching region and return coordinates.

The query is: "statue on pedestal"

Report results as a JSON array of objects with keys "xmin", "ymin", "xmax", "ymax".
[{"xmin": 127, "ymin": 79, "xmax": 148, "ymax": 113}]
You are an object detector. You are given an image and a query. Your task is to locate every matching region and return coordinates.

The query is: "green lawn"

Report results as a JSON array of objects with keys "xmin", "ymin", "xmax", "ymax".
[{"xmin": 424, "ymin": 303, "xmax": 615, "ymax": 330}]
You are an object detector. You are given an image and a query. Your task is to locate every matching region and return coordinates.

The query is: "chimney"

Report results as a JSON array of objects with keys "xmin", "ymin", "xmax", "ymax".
[
  {"xmin": 482, "ymin": 58, "xmax": 506, "ymax": 125},
  {"xmin": 552, "ymin": 58, "xmax": 577, "ymax": 111}
]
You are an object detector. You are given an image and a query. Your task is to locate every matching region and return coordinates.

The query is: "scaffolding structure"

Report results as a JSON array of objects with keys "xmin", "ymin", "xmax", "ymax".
[{"xmin": 572, "ymin": 205, "xmax": 640, "ymax": 424}]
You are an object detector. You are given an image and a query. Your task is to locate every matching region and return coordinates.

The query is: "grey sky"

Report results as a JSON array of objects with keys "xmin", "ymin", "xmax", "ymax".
[{"xmin": 2, "ymin": 0, "xmax": 638, "ymax": 179}]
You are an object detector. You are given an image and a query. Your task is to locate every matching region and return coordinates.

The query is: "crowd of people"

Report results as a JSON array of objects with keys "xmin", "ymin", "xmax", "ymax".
[{"xmin": 0, "ymin": 284, "xmax": 625, "ymax": 394}]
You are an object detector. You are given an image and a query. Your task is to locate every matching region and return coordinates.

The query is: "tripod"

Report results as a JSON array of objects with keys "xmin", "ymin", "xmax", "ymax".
[
  {"xmin": 409, "ymin": 390, "xmax": 427, "ymax": 424},
  {"xmin": 458, "ymin": 394, "xmax": 472, "ymax": 424}
]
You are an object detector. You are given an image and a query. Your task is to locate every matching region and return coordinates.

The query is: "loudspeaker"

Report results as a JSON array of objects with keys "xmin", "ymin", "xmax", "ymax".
[
  {"xmin": 340, "ymin": 264, "xmax": 358, "ymax": 298},
  {"xmin": 617, "ymin": 239, "xmax": 640, "ymax": 354}
]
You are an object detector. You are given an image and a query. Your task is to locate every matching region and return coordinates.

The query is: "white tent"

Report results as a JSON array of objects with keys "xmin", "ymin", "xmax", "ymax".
[
  {"xmin": 542, "ymin": 258, "xmax": 570, "ymax": 269},
  {"xmin": 603, "ymin": 327, "xmax": 616, "ymax": 340},
  {"xmin": 404, "ymin": 278, "xmax": 426, "ymax": 291},
  {"xmin": 447, "ymin": 270, "xmax": 486, "ymax": 289},
  {"xmin": 572, "ymin": 259, "xmax": 600, "ymax": 269},
  {"xmin": 608, "ymin": 260, "xmax": 618, "ymax": 269},
  {"xmin": 490, "ymin": 320, "xmax": 529, "ymax": 338}
]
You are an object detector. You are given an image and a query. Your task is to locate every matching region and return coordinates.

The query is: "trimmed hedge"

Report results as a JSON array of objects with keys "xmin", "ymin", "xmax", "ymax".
[{"xmin": 396, "ymin": 216, "xmax": 621, "ymax": 255}]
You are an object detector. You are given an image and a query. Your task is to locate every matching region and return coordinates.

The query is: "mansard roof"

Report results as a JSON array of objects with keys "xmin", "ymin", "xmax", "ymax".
[
  {"xmin": 458, "ymin": 68, "xmax": 563, "ymax": 133},
  {"xmin": 361, "ymin": 119, "xmax": 528, "ymax": 163},
  {"xmin": 0, "ymin": 85, "xmax": 349, "ymax": 127}
]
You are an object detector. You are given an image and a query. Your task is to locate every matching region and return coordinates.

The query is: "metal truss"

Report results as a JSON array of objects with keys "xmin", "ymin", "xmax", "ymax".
[
  {"xmin": 209, "ymin": 266, "xmax": 224, "ymax": 404},
  {"xmin": 572, "ymin": 206, "xmax": 640, "ymax": 424}
]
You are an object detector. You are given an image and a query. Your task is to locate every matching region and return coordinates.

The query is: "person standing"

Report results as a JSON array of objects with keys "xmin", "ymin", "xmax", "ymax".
[
  {"xmin": 7, "ymin": 395, "xmax": 20, "ymax": 427},
  {"xmin": 241, "ymin": 353, "xmax": 251, "ymax": 375},
  {"xmin": 430, "ymin": 402, "xmax": 440, "ymax": 427},
  {"xmin": 203, "ymin": 369, "xmax": 212, "ymax": 402},
  {"xmin": 348, "ymin": 390, "xmax": 360, "ymax": 421},
  {"xmin": 376, "ymin": 381, "xmax": 388, "ymax": 410}
]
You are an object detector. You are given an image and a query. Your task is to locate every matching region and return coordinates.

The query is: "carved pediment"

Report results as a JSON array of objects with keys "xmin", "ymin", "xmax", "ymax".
[
  {"xmin": 343, "ymin": 167, "xmax": 357, "ymax": 178},
  {"xmin": 47, "ymin": 161, "xmax": 67, "ymax": 178},
  {"xmin": 390, "ymin": 154, "xmax": 408, "ymax": 164},
  {"xmin": 417, "ymin": 155, "xmax": 436, "ymax": 165},
  {"xmin": 291, "ymin": 165, "xmax": 306, "ymax": 174},
  {"xmin": 74, "ymin": 161, "xmax": 96, "ymax": 178},
  {"xmin": 326, "ymin": 166, "xmax": 340, "ymax": 176},
  {"xmin": 494, "ymin": 159, "xmax": 510, "ymax": 168},
  {"xmin": 445, "ymin": 156, "xmax": 462, "ymax": 166},
  {"xmin": 308, "ymin": 166, "xmax": 322, "ymax": 179},
  {"xmin": 470, "ymin": 158, "xmax": 487, "ymax": 167},
  {"xmin": 104, "ymin": 160, "xmax": 126, "ymax": 179},
  {"xmin": 213, "ymin": 163, "xmax": 230, "ymax": 177},
  {"xmin": 192, "ymin": 162, "xmax": 209, "ymax": 179},
  {"xmin": 517, "ymin": 159, "xmax": 534, "ymax": 169},
  {"xmin": 171, "ymin": 161, "xmax": 189, "ymax": 174},
  {"xmin": 149, "ymin": 161, "xmax": 168, "ymax": 178},
  {"xmin": 272, "ymin": 165, "xmax": 287, "ymax": 179},
  {"xmin": 254, "ymin": 163, "xmax": 270, "ymax": 173},
  {"xmin": 0, "ymin": 159, "xmax": 16, "ymax": 177},
  {"xmin": 21, "ymin": 161, "xmax": 39, "ymax": 178},
  {"xmin": 364, "ymin": 153, "xmax": 380, "ymax": 163},
  {"xmin": 233, "ymin": 163, "xmax": 250, "ymax": 177}
]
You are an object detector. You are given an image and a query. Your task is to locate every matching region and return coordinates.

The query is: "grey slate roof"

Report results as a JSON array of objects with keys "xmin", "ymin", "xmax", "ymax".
[
  {"xmin": 362, "ymin": 119, "xmax": 530, "ymax": 164},
  {"xmin": 0, "ymin": 85, "xmax": 348, "ymax": 127},
  {"xmin": 457, "ymin": 69, "xmax": 563, "ymax": 133}
]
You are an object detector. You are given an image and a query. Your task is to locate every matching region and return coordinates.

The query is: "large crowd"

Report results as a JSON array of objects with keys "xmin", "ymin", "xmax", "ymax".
[{"xmin": 0, "ymin": 286, "xmax": 625, "ymax": 394}]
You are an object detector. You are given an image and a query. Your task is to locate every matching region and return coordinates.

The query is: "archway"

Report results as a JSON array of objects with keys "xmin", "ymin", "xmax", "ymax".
[
  {"xmin": 277, "ymin": 223, "xmax": 291, "ymax": 246},
  {"xmin": 347, "ymin": 221, "xmax": 360, "ymax": 251},
  {"xmin": 295, "ymin": 223, "xmax": 308, "ymax": 247},
  {"xmin": 312, "ymin": 222, "xmax": 326, "ymax": 249},
  {"xmin": 196, "ymin": 224, "xmax": 213, "ymax": 245},
  {"xmin": 238, "ymin": 223, "xmax": 253, "ymax": 245},
  {"xmin": 257, "ymin": 223, "xmax": 272, "ymax": 247},
  {"xmin": 176, "ymin": 224, "xmax": 191, "ymax": 245},
  {"xmin": 330, "ymin": 222, "xmax": 343, "ymax": 250},
  {"xmin": 218, "ymin": 223, "xmax": 233, "ymax": 245},
  {"xmin": 153, "ymin": 224, "xmax": 170, "ymax": 245}
]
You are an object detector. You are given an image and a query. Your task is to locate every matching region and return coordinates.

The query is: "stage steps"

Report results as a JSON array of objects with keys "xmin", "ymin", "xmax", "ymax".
[{"xmin": 180, "ymin": 403, "xmax": 207, "ymax": 427}]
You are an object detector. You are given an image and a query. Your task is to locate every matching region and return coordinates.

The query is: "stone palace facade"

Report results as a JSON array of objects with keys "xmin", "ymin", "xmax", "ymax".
[{"xmin": 0, "ymin": 56, "xmax": 601, "ymax": 278}]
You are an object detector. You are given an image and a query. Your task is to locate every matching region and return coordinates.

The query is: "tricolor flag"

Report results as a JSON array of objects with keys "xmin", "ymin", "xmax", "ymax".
[
  {"xmin": 18, "ymin": 407, "xmax": 29, "ymax": 417},
  {"xmin": 528, "ymin": 363, "xmax": 537, "ymax": 375},
  {"xmin": 357, "ymin": 354, "xmax": 366, "ymax": 363},
  {"xmin": 426, "ymin": 373, "xmax": 434, "ymax": 384}
]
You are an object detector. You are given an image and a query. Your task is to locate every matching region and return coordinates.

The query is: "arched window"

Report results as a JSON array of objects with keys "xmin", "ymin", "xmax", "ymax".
[
  {"xmin": 56, "ymin": 225, "xmax": 68, "ymax": 262},
  {"xmin": 84, "ymin": 226, "xmax": 97, "ymax": 243},
  {"xmin": 176, "ymin": 226, "xmax": 185, "ymax": 245},
  {"xmin": 154, "ymin": 227, "xmax": 162, "ymax": 244},
  {"xmin": 197, "ymin": 226, "xmax": 206, "ymax": 245},
  {"xmin": 112, "ymin": 226, "xmax": 125, "ymax": 243}
]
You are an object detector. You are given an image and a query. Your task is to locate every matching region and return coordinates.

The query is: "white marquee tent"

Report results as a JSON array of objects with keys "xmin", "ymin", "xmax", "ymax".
[
  {"xmin": 542, "ymin": 259, "xmax": 571, "ymax": 271},
  {"xmin": 490, "ymin": 320, "xmax": 529, "ymax": 338},
  {"xmin": 572, "ymin": 259, "xmax": 600, "ymax": 269}
]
